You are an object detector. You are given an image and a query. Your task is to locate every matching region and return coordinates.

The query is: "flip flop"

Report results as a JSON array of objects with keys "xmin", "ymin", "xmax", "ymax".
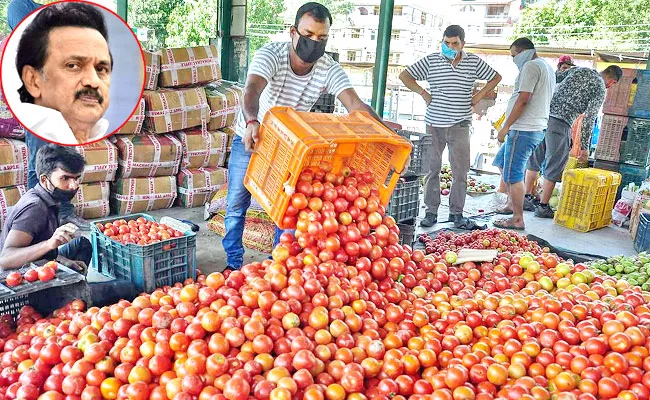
[
  {"xmin": 493, "ymin": 218, "xmax": 526, "ymax": 231},
  {"xmin": 495, "ymin": 207, "xmax": 514, "ymax": 215}
]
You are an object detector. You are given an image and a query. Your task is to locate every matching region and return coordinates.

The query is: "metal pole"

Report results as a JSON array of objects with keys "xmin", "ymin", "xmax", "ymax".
[
  {"xmin": 646, "ymin": 54, "xmax": 650, "ymax": 70},
  {"xmin": 371, "ymin": 0, "xmax": 394, "ymax": 117},
  {"xmin": 220, "ymin": 0, "xmax": 233, "ymax": 81},
  {"xmin": 117, "ymin": 0, "xmax": 128, "ymax": 22}
]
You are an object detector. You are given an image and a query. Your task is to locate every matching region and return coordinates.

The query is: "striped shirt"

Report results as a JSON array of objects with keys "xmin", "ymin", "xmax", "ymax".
[
  {"xmin": 236, "ymin": 42, "xmax": 353, "ymax": 137},
  {"xmin": 406, "ymin": 52, "xmax": 498, "ymax": 127}
]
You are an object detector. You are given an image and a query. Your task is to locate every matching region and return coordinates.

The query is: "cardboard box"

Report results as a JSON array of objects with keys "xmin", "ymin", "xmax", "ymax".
[
  {"xmin": 115, "ymin": 134, "xmax": 182, "ymax": 179},
  {"xmin": 222, "ymin": 127, "xmax": 236, "ymax": 152},
  {"xmin": 0, "ymin": 92, "xmax": 24, "ymax": 139},
  {"xmin": 111, "ymin": 176, "xmax": 177, "ymax": 215},
  {"xmin": 0, "ymin": 139, "xmax": 27, "ymax": 188},
  {"xmin": 143, "ymin": 88, "xmax": 210, "ymax": 134},
  {"xmin": 176, "ymin": 129, "xmax": 228, "ymax": 169},
  {"xmin": 144, "ymin": 50, "xmax": 161, "ymax": 91},
  {"xmin": 0, "ymin": 185, "xmax": 27, "ymax": 232},
  {"xmin": 75, "ymin": 139, "xmax": 118, "ymax": 183},
  {"xmin": 116, "ymin": 98, "xmax": 146, "ymax": 135},
  {"xmin": 159, "ymin": 46, "xmax": 221, "ymax": 88},
  {"xmin": 177, "ymin": 167, "xmax": 228, "ymax": 208},
  {"xmin": 71, "ymin": 182, "xmax": 110, "ymax": 219},
  {"xmin": 205, "ymin": 81, "xmax": 244, "ymax": 130}
]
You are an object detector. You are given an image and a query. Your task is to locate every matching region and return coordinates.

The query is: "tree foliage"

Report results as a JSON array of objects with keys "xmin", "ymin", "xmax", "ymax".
[
  {"xmin": 514, "ymin": 0, "xmax": 650, "ymax": 51},
  {"xmin": 166, "ymin": 0, "xmax": 219, "ymax": 47},
  {"xmin": 247, "ymin": 0, "xmax": 285, "ymax": 61},
  {"xmin": 128, "ymin": 0, "xmax": 184, "ymax": 51}
]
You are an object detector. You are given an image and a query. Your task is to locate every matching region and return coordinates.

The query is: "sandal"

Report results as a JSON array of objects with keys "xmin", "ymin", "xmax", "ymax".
[
  {"xmin": 495, "ymin": 207, "xmax": 514, "ymax": 215},
  {"xmin": 493, "ymin": 218, "xmax": 526, "ymax": 231}
]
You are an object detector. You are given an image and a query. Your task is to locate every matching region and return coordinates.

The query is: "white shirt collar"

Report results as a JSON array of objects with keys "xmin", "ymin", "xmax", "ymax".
[{"xmin": 15, "ymin": 103, "xmax": 109, "ymax": 145}]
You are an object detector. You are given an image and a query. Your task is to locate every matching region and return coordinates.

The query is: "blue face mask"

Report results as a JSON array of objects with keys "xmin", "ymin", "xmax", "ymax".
[
  {"xmin": 441, "ymin": 42, "xmax": 458, "ymax": 60},
  {"xmin": 513, "ymin": 49, "xmax": 536, "ymax": 71}
]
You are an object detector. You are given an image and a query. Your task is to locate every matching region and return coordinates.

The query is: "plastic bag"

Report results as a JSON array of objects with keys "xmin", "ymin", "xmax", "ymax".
[{"xmin": 612, "ymin": 189, "xmax": 636, "ymax": 227}]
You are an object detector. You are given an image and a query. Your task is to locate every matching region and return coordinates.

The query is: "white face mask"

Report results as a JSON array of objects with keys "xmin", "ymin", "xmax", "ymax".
[{"xmin": 513, "ymin": 49, "xmax": 536, "ymax": 71}]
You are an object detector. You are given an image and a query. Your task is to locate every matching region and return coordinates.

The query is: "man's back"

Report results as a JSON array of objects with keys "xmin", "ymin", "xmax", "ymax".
[{"xmin": 550, "ymin": 67, "xmax": 606, "ymax": 125}]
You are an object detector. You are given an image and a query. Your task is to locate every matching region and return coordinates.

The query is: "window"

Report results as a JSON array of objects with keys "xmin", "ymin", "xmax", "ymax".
[
  {"xmin": 351, "ymin": 29, "xmax": 361, "ymax": 39},
  {"xmin": 393, "ymin": 6, "xmax": 403, "ymax": 15},
  {"xmin": 391, "ymin": 30, "xmax": 400, "ymax": 40},
  {"xmin": 486, "ymin": 5, "xmax": 507, "ymax": 16},
  {"xmin": 347, "ymin": 51, "xmax": 357, "ymax": 62},
  {"xmin": 390, "ymin": 53, "xmax": 401, "ymax": 64},
  {"xmin": 421, "ymin": 12, "xmax": 427, "ymax": 25},
  {"xmin": 370, "ymin": 30, "xmax": 376, "ymax": 40},
  {"xmin": 358, "ymin": 7, "xmax": 368, "ymax": 15},
  {"xmin": 419, "ymin": 36, "xmax": 424, "ymax": 46},
  {"xmin": 366, "ymin": 52, "xmax": 375, "ymax": 62},
  {"xmin": 484, "ymin": 27, "xmax": 503, "ymax": 35},
  {"xmin": 373, "ymin": 6, "xmax": 380, "ymax": 15}
]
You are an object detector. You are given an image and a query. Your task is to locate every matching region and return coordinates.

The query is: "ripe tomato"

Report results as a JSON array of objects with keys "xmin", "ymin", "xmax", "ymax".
[{"xmin": 6, "ymin": 271, "xmax": 22, "ymax": 287}]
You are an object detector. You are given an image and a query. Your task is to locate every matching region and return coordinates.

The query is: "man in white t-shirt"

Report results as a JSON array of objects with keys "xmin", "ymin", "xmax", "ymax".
[
  {"xmin": 492, "ymin": 37, "xmax": 555, "ymax": 231},
  {"xmin": 223, "ymin": 2, "xmax": 396, "ymax": 270}
]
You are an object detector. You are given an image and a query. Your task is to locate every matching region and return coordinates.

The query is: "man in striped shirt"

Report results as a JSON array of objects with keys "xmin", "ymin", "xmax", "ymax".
[
  {"xmin": 222, "ymin": 2, "xmax": 396, "ymax": 270},
  {"xmin": 399, "ymin": 25, "xmax": 502, "ymax": 228}
]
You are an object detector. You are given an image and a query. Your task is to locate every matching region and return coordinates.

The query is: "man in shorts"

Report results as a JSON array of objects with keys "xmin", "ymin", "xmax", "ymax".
[
  {"xmin": 523, "ymin": 65, "xmax": 623, "ymax": 218},
  {"xmin": 491, "ymin": 38, "xmax": 555, "ymax": 230}
]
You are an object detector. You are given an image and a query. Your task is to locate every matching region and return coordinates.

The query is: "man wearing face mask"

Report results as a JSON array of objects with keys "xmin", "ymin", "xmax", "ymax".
[
  {"xmin": 399, "ymin": 25, "xmax": 502, "ymax": 229},
  {"xmin": 491, "ymin": 38, "xmax": 555, "ymax": 230},
  {"xmin": 223, "ymin": 2, "xmax": 395, "ymax": 270},
  {"xmin": 0, "ymin": 144, "xmax": 91, "ymax": 272},
  {"xmin": 523, "ymin": 64, "xmax": 623, "ymax": 219}
]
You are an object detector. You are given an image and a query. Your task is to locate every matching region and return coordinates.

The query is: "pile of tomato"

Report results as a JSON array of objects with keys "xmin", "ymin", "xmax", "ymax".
[
  {"xmin": 96, "ymin": 218, "xmax": 184, "ymax": 247},
  {"xmin": 418, "ymin": 229, "xmax": 543, "ymax": 256},
  {"xmin": 1, "ymin": 166, "xmax": 650, "ymax": 400}
]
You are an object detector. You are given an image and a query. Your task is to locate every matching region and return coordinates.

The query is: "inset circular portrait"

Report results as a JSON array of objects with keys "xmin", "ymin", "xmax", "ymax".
[{"xmin": 0, "ymin": 0, "xmax": 145, "ymax": 145}]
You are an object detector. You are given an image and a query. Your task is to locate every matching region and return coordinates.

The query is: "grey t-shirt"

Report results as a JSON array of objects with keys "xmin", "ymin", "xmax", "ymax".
[{"xmin": 506, "ymin": 58, "xmax": 556, "ymax": 132}]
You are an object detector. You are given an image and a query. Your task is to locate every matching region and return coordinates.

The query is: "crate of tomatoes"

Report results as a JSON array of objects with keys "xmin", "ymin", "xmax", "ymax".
[
  {"xmin": 91, "ymin": 213, "xmax": 196, "ymax": 293},
  {"xmin": 0, "ymin": 261, "xmax": 85, "ymax": 318}
]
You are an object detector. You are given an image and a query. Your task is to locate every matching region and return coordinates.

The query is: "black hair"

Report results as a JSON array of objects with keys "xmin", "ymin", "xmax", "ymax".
[
  {"xmin": 443, "ymin": 25, "xmax": 465, "ymax": 42},
  {"xmin": 15, "ymin": 2, "xmax": 112, "ymax": 104},
  {"xmin": 36, "ymin": 144, "xmax": 85, "ymax": 178},
  {"xmin": 603, "ymin": 65, "xmax": 623, "ymax": 82},
  {"xmin": 295, "ymin": 2, "xmax": 333, "ymax": 27},
  {"xmin": 510, "ymin": 37, "xmax": 535, "ymax": 51}
]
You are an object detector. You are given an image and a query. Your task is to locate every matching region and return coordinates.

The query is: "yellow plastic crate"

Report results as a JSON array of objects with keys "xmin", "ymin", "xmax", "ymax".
[
  {"xmin": 563, "ymin": 156, "xmax": 588, "ymax": 175},
  {"xmin": 244, "ymin": 107, "xmax": 412, "ymax": 229},
  {"xmin": 554, "ymin": 168, "xmax": 621, "ymax": 232}
]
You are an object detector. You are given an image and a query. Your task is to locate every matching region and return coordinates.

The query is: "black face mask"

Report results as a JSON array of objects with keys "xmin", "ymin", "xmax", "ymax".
[
  {"xmin": 294, "ymin": 30, "xmax": 327, "ymax": 64},
  {"xmin": 45, "ymin": 178, "xmax": 78, "ymax": 203}
]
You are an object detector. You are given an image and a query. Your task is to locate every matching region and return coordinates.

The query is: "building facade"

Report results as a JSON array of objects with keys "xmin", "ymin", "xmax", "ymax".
[{"xmin": 448, "ymin": 0, "xmax": 522, "ymax": 44}]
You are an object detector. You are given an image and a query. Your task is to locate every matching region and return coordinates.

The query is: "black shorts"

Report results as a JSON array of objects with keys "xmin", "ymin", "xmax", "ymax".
[{"xmin": 527, "ymin": 116, "xmax": 572, "ymax": 182}]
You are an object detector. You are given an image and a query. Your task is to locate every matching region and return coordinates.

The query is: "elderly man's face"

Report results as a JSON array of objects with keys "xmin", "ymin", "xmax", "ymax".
[{"xmin": 30, "ymin": 26, "xmax": 111, "ymax": 127}]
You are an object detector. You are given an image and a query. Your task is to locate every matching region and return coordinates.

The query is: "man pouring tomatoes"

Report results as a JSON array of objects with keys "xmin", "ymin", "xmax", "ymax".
[{"xmin": 0, "ymin": 144, "xmax": 90, "ymax": 273}]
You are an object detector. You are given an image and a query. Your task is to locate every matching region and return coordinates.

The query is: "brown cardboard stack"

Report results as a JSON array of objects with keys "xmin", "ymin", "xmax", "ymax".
[
  {"xmin": 116, "ymin": 98, "xmax": 146, "ymax": 135},
  {"xmin": 0, "ymin": 185, "xmax": 26, "ymax": 233},
  {"xmin": 143, "ymin": 88, "xmax": 210, "ymax": 134},
  {"xmin": 111, "ymin": 176, "xmax": 177, "ymax": 215},
  {"xmin": 0, "ymin": 139, "xmax": 27, "ymax": 231},
  {"xmin": 205, "ymin": 81, "xmax": 244, "ymax": 131},
  {"xmin": 111, "ymin": 134, "xmax": 182, "ymax": 215},
  {"xmin": 176, "ymin": 129, "xmax": 228, "ymax": 169},
  {"xmin": 222, "ymin": 127, "xmax": 236, "ymax": 167},
  {"xmin": 159, "ymin": 46, "xmax": 221, "ymax": 88},
  {"xmin": 73, "ymin": 139, "xmax": 118, "ymax": 219},
  {"xmin": 176, "ymin": 167, "xmax": 227, "ymax": 208}
]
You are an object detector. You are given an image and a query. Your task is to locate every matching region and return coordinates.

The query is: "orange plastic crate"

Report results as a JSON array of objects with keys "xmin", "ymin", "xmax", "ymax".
[{"xmin": 244, "ymin": 107, "xmax": 412, "ymax": 229}]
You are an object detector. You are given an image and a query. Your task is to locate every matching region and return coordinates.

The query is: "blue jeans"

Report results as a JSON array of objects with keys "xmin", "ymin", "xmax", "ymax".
[
  {"xmin": 26, "ymin": 132, "xmax": 74, "ymax": 220},
  {"xmin": 222, "ymin": 135, "xmax": 286, "ymax": 268},
  {"xmin": 501, "ymin": 130, "xmax": 545, "ymax": 184},
  {"xmin": 58, "ymin": 237, "xmax": 92, "ymax": 267}
]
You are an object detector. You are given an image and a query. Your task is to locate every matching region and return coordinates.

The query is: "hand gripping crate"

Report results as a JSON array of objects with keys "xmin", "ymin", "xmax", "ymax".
[
  {"xmin": 619, "ymin": 118, "xmax": 650, "ymax": 167},
  {"xmin": 396, "ymin": 130, "xmax": 432, "ymax": 176},
  {"xmin": 244, "ymin": 107, "xmax": 412, "ymax": 229},
  {"xmin": 634, "ymin": 213, "xmax": 650, "ymax": 253},
  {"xmin": 595, "ymin": 115, "xmax": 628, "ymax": 162},
  {"xmin": 90, "ymin": 214, "xmax": 196, "ymax": 293},
  {"xmin": 603, "ymin": 68, "xmax": 637, "ymax": 117},
  {"xmin": 554, "ymin": 168, "xmax": 621, "ymax": 232},
  {"xmin": 386, "ymin": 175, "xmax": 421, "ymax": 223}
]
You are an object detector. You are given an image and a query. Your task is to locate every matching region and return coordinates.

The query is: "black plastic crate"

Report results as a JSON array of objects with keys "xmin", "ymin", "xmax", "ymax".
[
  {"xmin": 397, "ymin": 130, "xmax": 432, "ymax": 176},
  {"xmin": 311, "ymin": 94, "xmax": 335, "ymax": 114},
  {"xmin": 387, "ymin": 176, "xmax": 421, "ymax": 223},
  {"xmin": 397, "ymin": 222, "xmax": 415, "ymax": 246},
  {"xmin": 619, "ymin": 118, "xmax": 650, "ymax": 167},
  {"xmin": 635, "ymin": 213, "xmax": 650, "ymax": 253}
]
